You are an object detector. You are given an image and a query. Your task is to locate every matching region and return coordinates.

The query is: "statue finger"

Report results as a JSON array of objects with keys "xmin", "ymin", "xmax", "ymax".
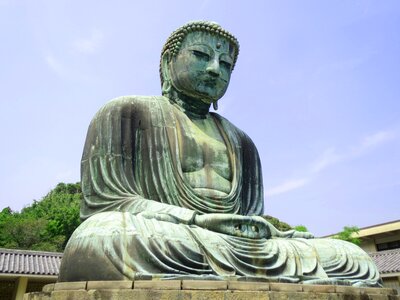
[
  {"xmin": 296, "ymin": 231, "xmax": 314, "ymax": 239},
  {"xmin": 248, "ymin": 218, "xmax": 271, "ymax": 238},
  {"xmin": 241, "ymin": 224, "xmax": 268, "ymax": 239}
]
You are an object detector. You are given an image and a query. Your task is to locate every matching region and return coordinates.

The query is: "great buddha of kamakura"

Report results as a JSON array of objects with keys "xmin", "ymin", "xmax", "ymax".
[{"xmin": 59, "ymin": 21, "xmax": 381, "ymax": 286}]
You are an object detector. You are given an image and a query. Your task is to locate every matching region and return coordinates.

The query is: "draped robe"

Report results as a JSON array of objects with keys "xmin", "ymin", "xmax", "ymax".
[{"xmin": 59, "ymin": 96, "xmax": 381, "ymax": 286}]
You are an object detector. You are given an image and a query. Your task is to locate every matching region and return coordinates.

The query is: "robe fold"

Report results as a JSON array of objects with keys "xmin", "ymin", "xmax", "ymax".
[
  {"xmin": 81, "ymin": 95, "xmax": 263, "ymax": 221},
  {"xmin": 59, "ymin": 96, "xmax": 381, "ymax": 286}
]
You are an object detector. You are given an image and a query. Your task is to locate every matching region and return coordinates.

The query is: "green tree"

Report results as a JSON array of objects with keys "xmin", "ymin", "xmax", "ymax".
[
  {"xmin": 293, "ymin": 225, "xmax": 308, "ymax": 232},
  {"xmin": 262, "ymin": 215, "xmax": 292, "ymax": 231},
  {"xmin": 0, "ymin": 182, "xmax": 82, "ymax": 251},
  {"xmin": 333, "ymin": 226, "xmax": 361, "ymax": 245},
  {"xmin": 3, "ymin": 215, "xmax": 48, "ymax": 249},
  {"xmin": 0, "ymin": 207, "xmax": 17, "ymax": 248}
]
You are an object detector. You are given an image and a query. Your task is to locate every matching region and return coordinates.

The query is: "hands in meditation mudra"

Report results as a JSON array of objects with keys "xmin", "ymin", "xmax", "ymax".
[{"xmin": 59, "ymin": 21, "xmax": 381, "ymax": 287}]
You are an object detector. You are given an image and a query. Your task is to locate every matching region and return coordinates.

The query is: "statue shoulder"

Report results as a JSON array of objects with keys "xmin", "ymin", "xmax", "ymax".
[
  {"xmin": 98, "ymin": 95, "xmax": 166, "ymax": 113},
  {"xmin": 91, "ymin": 95, "xmax": 168, "ymax": 121}
]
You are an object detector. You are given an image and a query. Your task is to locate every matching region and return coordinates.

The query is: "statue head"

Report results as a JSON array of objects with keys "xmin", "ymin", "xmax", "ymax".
[{"xmin": 160, "ymin": 21, "xmax": 240, "ymax": 107}]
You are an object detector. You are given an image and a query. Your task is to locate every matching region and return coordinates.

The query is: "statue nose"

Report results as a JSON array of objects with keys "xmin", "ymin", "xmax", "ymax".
[{"xmin": 206, "ymin": 59, "xmax": 220, "ymax": 77}]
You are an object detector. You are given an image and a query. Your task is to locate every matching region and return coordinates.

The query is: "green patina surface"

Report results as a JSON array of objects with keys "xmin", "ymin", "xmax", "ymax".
[{"xmin": 59, "ymin": 21, "xmax": 381, "ymax": 287}]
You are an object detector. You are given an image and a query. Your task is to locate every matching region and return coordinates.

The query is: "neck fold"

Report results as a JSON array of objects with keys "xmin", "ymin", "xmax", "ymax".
[{"xmin": 167, "ymin": 90, "xmax": 210, "ymax": 119}]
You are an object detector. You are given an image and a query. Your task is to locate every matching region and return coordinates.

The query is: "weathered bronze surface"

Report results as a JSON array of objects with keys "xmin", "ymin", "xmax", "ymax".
[
  {"xmin": 59, "ymin": 21, "xmax": 381, "ymax": 287},
  {"xmin": 26, "ymin": 281, "xmax": 400, "ymax": 300}
]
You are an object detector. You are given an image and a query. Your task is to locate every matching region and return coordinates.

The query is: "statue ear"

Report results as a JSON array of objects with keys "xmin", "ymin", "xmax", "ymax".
[
  {"xmin": 161, "ymin": 51, "xmax": 171, "ymax": 81},
  {"xmin": 161, "ymin": 51, "xmax": 172, "ymax": 95}
]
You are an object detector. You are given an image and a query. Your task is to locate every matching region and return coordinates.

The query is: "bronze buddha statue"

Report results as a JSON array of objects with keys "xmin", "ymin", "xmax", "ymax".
[{"xmin": 59, "ymin": 21, "xmax": 381, "ymax": 287}]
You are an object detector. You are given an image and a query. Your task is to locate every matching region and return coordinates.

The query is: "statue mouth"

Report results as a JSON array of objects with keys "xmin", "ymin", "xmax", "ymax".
[
  {"xmin": 203, "ymin": 77, "xmax": 223, "ymax": 88},
  {"xmin": 204, "ymin": 81, "xmax": 217, "ymax": 88}
]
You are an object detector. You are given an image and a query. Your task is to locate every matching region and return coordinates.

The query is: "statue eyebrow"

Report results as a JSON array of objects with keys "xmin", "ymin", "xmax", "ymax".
[
  {"xmin": 186, "ymin": 43, "xmax": 212, "ymax": 50},
  {"xmin": 186, "ymin": 44, "xmax": 213, "ymax": 55},
  {"xmin": 219, "ymin": 53, "xmax": 233, "ymax": 62},
  {"xmin": 187, "ymin": 43, "xmax": 232, "ymax": 57}
]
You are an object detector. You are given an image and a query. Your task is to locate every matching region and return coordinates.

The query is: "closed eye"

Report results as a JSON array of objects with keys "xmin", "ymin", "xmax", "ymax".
[
  {"xmin": 220, "ymin": 60, "xmax": 232, "ymax": 69},
  {"xmin": 192, "ymin": 50, "xmax": 210, "ymax": 60}
]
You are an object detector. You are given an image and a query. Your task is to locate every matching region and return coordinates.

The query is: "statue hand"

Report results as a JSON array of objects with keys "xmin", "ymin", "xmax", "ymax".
[
  {"xmin": 194, "ymin": 213, "xmax": 271, "ymax": 239},
  {"xmin": 244, "ymin": 217, "xmax": 315, "ymax": 239},
  {"xmin": 136, "ymin": 211, "xmax": 179, "ymax": 224},
  {"xmin": 278, "ymin": 230, "xmax": 314, "ymax": 239}
]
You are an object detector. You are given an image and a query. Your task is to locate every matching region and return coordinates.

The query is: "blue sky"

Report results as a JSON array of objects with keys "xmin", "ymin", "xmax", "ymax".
[{"xmin": 1, "ymin": 1, "xmax": 399, "ymax": 236}]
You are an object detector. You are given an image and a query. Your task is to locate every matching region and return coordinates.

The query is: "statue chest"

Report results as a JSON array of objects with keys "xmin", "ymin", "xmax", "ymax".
[{"xmin": 176, "ymin": 114, "xmax": 232, "ymax": 196}]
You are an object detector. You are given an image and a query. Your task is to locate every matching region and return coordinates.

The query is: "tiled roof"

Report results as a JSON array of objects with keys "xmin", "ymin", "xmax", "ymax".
[
  {"xmin": 0, "ymin": 248, "xmax": 62, "ymax": 276},
  {"xmin": 369, "ymin": 248, "xmax": 400, "ymax": 274}
]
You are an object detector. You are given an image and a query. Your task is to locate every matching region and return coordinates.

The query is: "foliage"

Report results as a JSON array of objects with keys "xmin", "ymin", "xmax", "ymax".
[
  {"xmin": 0, "ymin": 183, "xmax": 82, "ymax": 252},
  {"xmin": 293, "ymin": 225, "xmax": 308, "ymax": 232},
  {"xmin": 262, "ymin": 215, "xmax": 292, "ymax": 231},
  {"xmin": 333, "ymin": 226, "xmax": 361, "ymax": 245}
]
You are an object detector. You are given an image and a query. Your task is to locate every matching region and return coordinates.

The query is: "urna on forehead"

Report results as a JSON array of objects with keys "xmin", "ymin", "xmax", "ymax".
[{"xmin": 180, "ymin": 31, "xmax": 235, "ymax": 56}]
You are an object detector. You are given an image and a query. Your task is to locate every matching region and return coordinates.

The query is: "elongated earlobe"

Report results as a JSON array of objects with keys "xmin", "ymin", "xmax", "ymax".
[
  {"xmin": 213, "ymin": 101, "xmax": 218, "ymax": 110},
  {"xmin": 162, "ymin": 80, "xmax": 171, "ymax": 95},
  {"xmin": 161, "ymin": 51, "xmax": 172, "ymax": 96}
]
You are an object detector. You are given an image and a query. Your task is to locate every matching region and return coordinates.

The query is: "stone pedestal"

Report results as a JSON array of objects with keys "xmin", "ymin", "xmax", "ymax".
[{"xmin": 24, "ymin": 280, "xmax": 399, "ymax": 300}]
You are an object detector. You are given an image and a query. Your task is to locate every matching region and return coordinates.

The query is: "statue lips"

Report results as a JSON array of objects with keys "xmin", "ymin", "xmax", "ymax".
[
  {"xmin": 204, "ymin": 78, "xmax": 218, "ymax": 87},
  {"xmin": 197, "ymin": 75, "xmax": 229, "ymax": 102},
  {"xmin": 202, "ymin": 75, "xmax": 227, "ymax": 88}
]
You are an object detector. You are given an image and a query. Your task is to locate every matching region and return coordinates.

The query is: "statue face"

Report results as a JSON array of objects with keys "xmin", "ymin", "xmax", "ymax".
[{"xmin": 168, "ymin": 31, "xmax": 235, "ymax": 104}]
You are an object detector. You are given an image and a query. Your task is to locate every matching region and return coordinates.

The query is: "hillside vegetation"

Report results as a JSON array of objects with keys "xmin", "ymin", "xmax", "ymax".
[{"xmin": 0, "ymin": 183, "xmax": 81, "ymax": 252}]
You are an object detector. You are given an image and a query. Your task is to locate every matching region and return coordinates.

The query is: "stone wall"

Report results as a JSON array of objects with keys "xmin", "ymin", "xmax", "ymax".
[{"xmin": 24, "ymin": 280, "xmax": 399, "ymax": 300}]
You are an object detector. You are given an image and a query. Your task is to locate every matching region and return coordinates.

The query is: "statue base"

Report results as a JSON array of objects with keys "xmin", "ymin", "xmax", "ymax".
[{"xmin": 24, "ymin": 280, "xmax": 399, "ymax": 300}]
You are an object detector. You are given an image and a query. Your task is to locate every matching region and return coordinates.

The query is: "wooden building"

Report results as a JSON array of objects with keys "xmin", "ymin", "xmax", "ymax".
[
  {"xmin": 357, "ymin": 220, "xmax": 400, "ymax": 292},
  {"xmin": 0, "ymin": 248, "xmax": 61, "ymax": 300}
]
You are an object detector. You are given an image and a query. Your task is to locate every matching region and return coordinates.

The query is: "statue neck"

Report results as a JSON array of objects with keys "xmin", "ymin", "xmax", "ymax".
[{"xmin": 168, "ymin": 90, "xmax": 211, "ymax": 119}]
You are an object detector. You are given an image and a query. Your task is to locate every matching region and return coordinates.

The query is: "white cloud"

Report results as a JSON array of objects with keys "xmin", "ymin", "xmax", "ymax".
[
  {"xmin": 44, "ymin": 53, "xmax": 91, "ymax": 81},
  {"xmin": 265, "ymin": 178, "xmax": 309, "ymax": 197},
  {"xmin": 360, "ymin": 130, "xmax": 396, "ymax": 150},
  {"xmin": 311, "ymin": 130, "xmax": 396, "ymax": 174},
  {"xmin": 45, "ymin": 55, "xmax": 67, "ymax": 77},
  {"xmin": 72, "ymin": 30, "xmax": 104, "ymax": 54},
  {"xmin": 266, "ymin": 128, "xmax": 397, "ymax": 198},
  {"xmin": 311, "ymin": 147, "xmax": 342, "ymax": 173}
]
